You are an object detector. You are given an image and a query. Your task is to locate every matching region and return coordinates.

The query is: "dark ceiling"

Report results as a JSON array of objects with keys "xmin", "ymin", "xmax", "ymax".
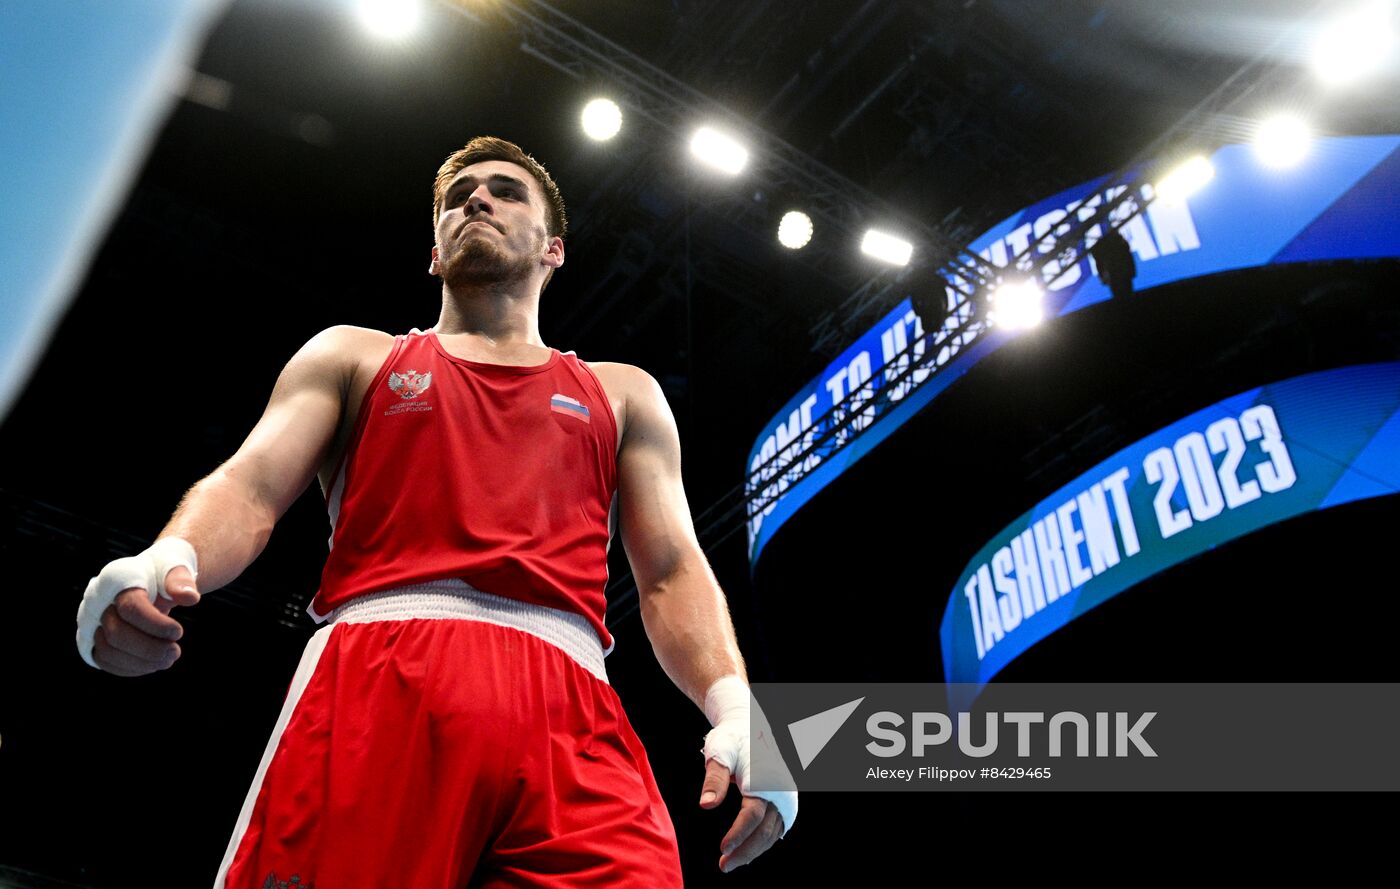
[
  {"xmin": 2, "ymin": 1, "xmax": 1397, "ymax": 885},
  {"xmin": 19, "ymin": 0, "xmax": 1393, "ymax": 518}
]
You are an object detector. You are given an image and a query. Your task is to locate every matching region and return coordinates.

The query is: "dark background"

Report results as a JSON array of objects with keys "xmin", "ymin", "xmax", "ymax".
[{"xmin": 2, "ymin": 1, "xmax": 1397, "ymax": 885}]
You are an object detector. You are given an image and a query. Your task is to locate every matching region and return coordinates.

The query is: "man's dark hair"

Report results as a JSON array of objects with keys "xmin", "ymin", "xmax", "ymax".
[{"xmin": 432, "ymin": 136, "xmax": 568, "ymax": 240}]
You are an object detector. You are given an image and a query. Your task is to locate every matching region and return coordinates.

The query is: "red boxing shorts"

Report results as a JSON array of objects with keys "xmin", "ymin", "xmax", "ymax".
[{"xmin": 215, "ymin": 582, "xmax": 683, "ymax": 888}]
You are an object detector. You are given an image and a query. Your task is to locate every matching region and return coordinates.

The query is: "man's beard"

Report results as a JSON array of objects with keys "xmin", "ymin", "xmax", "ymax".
[{"xmin": 439, "ymin": 234, "xmax": 537, "ymax": 289}]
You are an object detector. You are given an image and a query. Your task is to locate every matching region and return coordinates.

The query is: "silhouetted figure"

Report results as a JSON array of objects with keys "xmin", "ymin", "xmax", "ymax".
[
  {"xmin": 908, "ymin": 277, "xmax": 947, "ymax": 343},
  {"xmin": 1091, "ymin": 228, "xmax": 1137, "ymax": 300}
]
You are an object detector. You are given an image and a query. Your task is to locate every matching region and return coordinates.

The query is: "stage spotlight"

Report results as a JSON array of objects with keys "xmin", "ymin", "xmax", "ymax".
[
  {"xmin": 1155, "ymin": 156, "xmax": 1215, "ymax": 203},
  {"xmin": 1253, "ymin": 115, "xmax": 1313, "ymax": 168},
  {"xmin": 355, "ymin": 0, "xmax": 423, "ymax": 40},
  {"xmin": 1311, "ymin": 3, "xmax": 1395, "ymax": 86},
  {"xmin": 689, "ymin": 127, "xmax": 749, "ymax": 175},
  {"xmin": 860, "ymin": 229, "xmax": 913, "ymax": 266},
  {"xmin": 777, "ymin": 211, "xmax": 813, "ymax": 249},
  {"xmin": 581, "ymin": 98, "xmax": 622, "ymax": 141},
  {"xmin": 990, "ymin": 279, "xmax": 1045, "ymax": 330}
]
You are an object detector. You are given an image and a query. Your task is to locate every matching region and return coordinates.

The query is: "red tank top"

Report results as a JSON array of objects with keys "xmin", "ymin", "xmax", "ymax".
[{"xmin": 310, "ymin": 330, "xmax": 619, "ymax": 651}]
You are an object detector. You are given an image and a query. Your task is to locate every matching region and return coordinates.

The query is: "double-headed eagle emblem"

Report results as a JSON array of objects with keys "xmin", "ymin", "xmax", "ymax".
[{"xmin": 387, "ymin": 370, "xmax": 432, "ymax": 399}]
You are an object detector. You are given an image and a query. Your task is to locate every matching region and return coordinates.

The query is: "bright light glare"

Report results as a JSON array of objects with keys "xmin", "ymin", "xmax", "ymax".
[
  {"xmin": 356, "ymin": 0, "xmax": 423, "ymax": 40},
  {"xmin": 860, "ymin": 229, "xmax": 913, "ymax": 266},
  {"xmin": 689, "ymin": 127, "xmax": 749, "ymax": 175},
  {"xmin": 1311, "ymin": 4, "xmax": 1396, "ymax": 86},
  {"xmin": 1155, "ymin": 156, "xmax": 1215, "ymax": 203},
  {"xmin": 777, "ymin": 211, "xmax": 814, "ymax": 249},
  {"xmin": 990, "ymin": 280, "xmax": 1045, "ymax": 330},
  {"xmin": 581, "ymin": 98, "xmax": 622, "ymax": 141},
  {"xmin": 1253, "ymin": 115, "xmax": 1313, "ymax": 168}
]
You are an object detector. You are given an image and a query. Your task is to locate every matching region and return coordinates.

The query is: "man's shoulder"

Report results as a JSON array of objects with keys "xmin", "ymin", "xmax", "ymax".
[
  {"xmin": 582, "ymin": 361, "xmax": 680, "ymax": 446},
  {"xmin": 581, "ymin": 359, "xmax": 654, "ymax": 382},
  {"xmin": 297, "ymin": 325, "xmax": 395, "ymax": 362},
  {"xmin": 282, "ymin": 327, "xmax": 397, "ymax": 386},
  {"xmin": 581, "ymin": 361, "xmax": 662, "ymax": 398},
  {"xmin": 309, "ymin": 325, "xmax": 396, "ymax": 348}
]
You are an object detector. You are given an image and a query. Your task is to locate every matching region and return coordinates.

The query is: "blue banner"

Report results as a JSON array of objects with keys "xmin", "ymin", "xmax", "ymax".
[
  {"xmin": 939, "ymin": 362, "xmax": 1400, "ymax": 707},
  {"xmin": 747, "ymin": 134, "xmax": 1400, "ymax": 565}
]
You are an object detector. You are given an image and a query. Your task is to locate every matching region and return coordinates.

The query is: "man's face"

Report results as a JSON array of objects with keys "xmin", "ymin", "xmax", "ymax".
[{"xmin": 431, "ymin": 159, "xmax": 563, "ymax": 289}]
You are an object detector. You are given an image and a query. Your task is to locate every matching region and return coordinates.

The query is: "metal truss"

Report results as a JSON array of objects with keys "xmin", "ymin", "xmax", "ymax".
[
  {"xmin": 443, "ymin": 0, "xmax": 1004, "ymax": 295},
  {"xmin": 434, "ymin": 0, "xmax": 1339, "ymax": 619},
  {"xmin": 607, "ymin": 2, "xmax": 1343, "ymax": 619},
  {"xmin": 805, "ymin": 273, "xmax": 908, "ymax": 355},
  {"xmin": 802, "ymin": 1, "xmax": 1337, "ymax": 356},
  {"xmin": 744, "ymin": 302, "xmax": 985, "ymax": 523},
  {"xmin": 737, "ymin": 2, "xmax": 1339, "ymax": 542}
]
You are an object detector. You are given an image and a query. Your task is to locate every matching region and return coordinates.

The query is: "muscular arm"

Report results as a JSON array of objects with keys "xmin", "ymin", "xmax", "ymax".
[
  {"xmin": 158, "ymin": 325, "xmax": 354, "ymax": 590},
  {"xmin": 616, "ymin": 369, "xmax": 745, "ymax": 710},
  {"xmin": 615, "ymin": 368, "xmax": 787, "ymax": 871},
  {"xmin": 79, "ymin": 326, "xmax": 368, "ymax": 676}
]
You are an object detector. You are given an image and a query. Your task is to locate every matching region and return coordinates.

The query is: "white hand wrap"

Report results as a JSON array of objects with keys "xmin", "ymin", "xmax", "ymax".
[
  {"xmin": 75, "ymin": 537, "xmax": 198, "ymax": 669},
  {"xmin": 701, "ymin": 675, "xmax": 798, "ymax": 837}
]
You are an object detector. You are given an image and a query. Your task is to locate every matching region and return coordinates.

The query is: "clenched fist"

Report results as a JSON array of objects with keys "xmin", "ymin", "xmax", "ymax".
[{"xmin": 76, "ymin": 538, "xmax": 201, "ymax": 674}]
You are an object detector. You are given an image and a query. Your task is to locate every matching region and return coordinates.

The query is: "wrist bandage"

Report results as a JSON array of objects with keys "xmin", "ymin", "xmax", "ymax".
[
  {"xmin": 701, "ymin": 674, "xmax": 799, "ymax": 836},
  {"xmin": 75, "ymin": 537, "xmax": 198, "ymax": 669}
]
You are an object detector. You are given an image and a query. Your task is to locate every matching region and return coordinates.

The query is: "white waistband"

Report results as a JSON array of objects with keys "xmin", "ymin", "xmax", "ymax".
[{"xmin": 329, "ymin": 579, "xmax": 608, "ymax": 684}]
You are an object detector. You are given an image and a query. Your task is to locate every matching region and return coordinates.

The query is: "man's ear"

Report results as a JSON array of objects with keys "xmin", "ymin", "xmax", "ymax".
[
  {"xmin": 542, "ymin": 235, "xmax": 565, "ymax": 270},
  {"xmin": 429, "ymin": 245, "xmax": 440, "ymax": 276}
]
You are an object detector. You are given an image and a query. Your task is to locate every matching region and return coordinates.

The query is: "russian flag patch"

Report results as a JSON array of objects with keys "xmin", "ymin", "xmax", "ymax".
[{"xmin": 551, "ymin": 393, "xmax": 591, "ymax": 423}]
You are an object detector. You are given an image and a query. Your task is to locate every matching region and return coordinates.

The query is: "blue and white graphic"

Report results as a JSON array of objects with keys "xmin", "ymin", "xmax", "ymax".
[
  {"xmin": 747, "ymin": 134, "xmax": 1400, "ymax": 565},
  {"xmin": 939, "ymin": 362, "xmax": 1400, "ymax": 709}
]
